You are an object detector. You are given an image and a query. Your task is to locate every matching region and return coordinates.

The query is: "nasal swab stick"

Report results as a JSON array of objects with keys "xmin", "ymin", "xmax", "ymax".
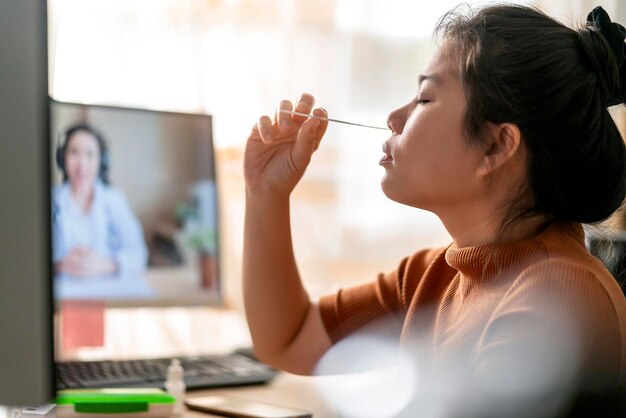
[{"xmin": 280, "ymin": 109, "xmax": 390, "ymax": 131}]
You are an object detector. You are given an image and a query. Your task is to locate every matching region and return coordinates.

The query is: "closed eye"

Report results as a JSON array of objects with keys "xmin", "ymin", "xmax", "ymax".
[{"xmin": 415, "ymin": 99, "xmax": 431, "ymax": 105}]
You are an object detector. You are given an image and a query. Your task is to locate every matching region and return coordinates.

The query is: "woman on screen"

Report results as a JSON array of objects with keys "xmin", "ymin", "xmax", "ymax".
[{"xmin": 52, "ymin": 123, "xmax": 148, "ymax": 279}]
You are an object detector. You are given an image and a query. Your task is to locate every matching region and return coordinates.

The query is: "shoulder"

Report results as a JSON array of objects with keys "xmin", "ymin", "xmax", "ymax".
[
  {"xmin": 398, "ymin": 246, "xmax": 455, "ymax": 282},
  {"xmin": 511, "ymin": 248, "xmax": 623, "ymax": 306},
  {"xmin": 496, "ymin": 257, "xmax": 626, "ymax": 385},
  {"xmin": 52, "ymin": 182, "xmax": 68, "ymax": 200},
  {"xmin": 501, "ymin": 257, "xmax": 626, "ymax": 358},
  {"xmin": 517, "ymin": 221, "xmax": 624, "ymax": 310},
  {"xmin": 505, "ymin": 257, "xmax": 623, "ymax": 315},
  {"xmin": 393, "ymin": 246, "xmax": 453, "ymax": 300},
  {"xmin": 403, "ymin": 246, "xmax": 450, "ymax": 274},
  {"xmin": 52, "ymin": 183, "xmax": 71, "ymax": 209},
  {"xmin": 96, "ymin": 182, "xmax": 129, "ymax": 206}
]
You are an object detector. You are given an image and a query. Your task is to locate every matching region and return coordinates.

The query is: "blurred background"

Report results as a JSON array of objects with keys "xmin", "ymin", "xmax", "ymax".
[{"xmin": 48, "ymin": 0, "xmax": 626, "ymax": 359}]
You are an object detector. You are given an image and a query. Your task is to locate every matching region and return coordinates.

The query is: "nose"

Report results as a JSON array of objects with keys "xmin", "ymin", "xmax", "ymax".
[{"xmin": 386, "ymin": 104, "xmax": 408, "ymax": 134}]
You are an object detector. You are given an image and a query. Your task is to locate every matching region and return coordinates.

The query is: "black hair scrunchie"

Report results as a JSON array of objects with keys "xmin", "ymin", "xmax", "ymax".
[{"xmin": 586, "ymin": 6, "xmax": 626, "ymax": 106}]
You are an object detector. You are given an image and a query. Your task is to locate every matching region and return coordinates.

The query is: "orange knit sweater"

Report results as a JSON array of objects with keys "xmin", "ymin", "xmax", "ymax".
[{"xmin": 319, "ymin": 222, "xmax": 626, "ymax": 396}]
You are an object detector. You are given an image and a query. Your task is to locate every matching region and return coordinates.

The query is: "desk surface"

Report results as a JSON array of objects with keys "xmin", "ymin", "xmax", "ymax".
[{"xmin": 184, "ymin": 372, "xmax": 337, "ymax": 418}]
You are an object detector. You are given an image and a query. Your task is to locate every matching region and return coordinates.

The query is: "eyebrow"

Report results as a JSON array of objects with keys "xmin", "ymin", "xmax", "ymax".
[{"xmin": 418, "ymin": 74, "xmax": 443, "ymax": 87}]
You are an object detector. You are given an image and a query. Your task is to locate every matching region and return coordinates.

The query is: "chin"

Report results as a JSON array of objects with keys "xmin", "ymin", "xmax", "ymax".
[
  {"xmin": 381, "ymin": 177, "xmax": 429, "ymax": 210},
  {"xmin": 381, "ymin": 177, "xmax": 407, "ymax": 205},
  {"xmin": 380, "ymin": 175, "xmax": 392, "ymax": 197},
  {"xmin": 71, "ymin": 179, "xmax": 95, "ymax": 190}
]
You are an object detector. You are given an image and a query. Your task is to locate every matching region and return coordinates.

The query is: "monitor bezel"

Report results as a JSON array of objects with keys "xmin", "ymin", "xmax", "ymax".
[{"xmin": 0, "ymin": 0, "xmax": 56, "ymax": 404}]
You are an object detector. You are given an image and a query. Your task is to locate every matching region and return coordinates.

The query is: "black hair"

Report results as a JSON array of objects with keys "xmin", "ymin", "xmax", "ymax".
[
  {"xmin": 435, "ymin": 4, "xmax": 626, "ymax": 225},
  {"xmin": 57, "ymin": 123, "xmax": 110, "ymax": 185}
]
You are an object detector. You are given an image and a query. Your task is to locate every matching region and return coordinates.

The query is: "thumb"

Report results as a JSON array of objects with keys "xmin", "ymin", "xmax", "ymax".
[{"xmin": 291, "ymin": 116, "xmax": 320, "ymax": 172}]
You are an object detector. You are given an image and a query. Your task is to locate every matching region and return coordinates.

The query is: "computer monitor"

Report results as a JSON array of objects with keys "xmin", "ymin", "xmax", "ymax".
[
  {"xmin": 49, "ymin": 101, "xmax": 222, "ymax": 307},
  {"xmin": 0, "ymin": 0, "xmax": 55, "ymax": 406}
]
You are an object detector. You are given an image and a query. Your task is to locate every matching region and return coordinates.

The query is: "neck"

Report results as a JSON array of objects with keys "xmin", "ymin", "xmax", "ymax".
[
  {"xmin": 70, "ymin": 184, "xmax": 94, "ymax": 212},
  {"xmin": 437, "ymin": 201, "xmax": 548, "ymax": 248}
]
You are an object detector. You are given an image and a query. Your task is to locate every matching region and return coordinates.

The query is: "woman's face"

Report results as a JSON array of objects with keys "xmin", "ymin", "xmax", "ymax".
[
  {"xmin": 381, "ymin": 44, "xmax": 485, "ymax": 214},
  {"xmin": 64, "ymin": 130, "xmax": 101, "ymax": 190}
]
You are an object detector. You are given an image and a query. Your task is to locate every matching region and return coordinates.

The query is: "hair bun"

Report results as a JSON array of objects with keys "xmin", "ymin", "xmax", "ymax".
[{"xmin": 584, "ymin": 6, "xmax": 626, "ymax": 106}]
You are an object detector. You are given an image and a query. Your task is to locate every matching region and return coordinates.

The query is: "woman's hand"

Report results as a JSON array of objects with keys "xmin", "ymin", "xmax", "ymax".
[
  {"xmin": 244, "ymin": 93, "xmax": 328, "ymax": 198},
  {"xmin": 56, "ymin": 246, "xmax": 117, "ymax": 278}
]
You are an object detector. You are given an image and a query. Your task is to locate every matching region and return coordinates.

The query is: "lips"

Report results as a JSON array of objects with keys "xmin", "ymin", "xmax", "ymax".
[{"xmin": 380, "ymin": 141, "xmax": 393, "ymax": 165}]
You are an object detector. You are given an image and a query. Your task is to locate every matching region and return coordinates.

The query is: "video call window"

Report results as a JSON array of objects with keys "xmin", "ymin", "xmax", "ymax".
[{"xmin": 50, "ymin": 101, "xmax": 221, "ymax": 305}]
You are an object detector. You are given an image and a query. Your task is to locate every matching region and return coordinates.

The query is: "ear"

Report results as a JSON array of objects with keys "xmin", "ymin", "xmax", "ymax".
[{"xmin": 477, "ymin": 122, "xmax": 522, "ymax": 177}]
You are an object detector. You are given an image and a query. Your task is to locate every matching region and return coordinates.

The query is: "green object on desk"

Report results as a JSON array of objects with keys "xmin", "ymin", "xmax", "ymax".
[{"xmin": 56, "ymin": 388, "xmax": 175, "ymax": 414}]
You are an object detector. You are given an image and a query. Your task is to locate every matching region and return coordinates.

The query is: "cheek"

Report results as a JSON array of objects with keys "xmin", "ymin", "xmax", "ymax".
[
  {"xmin": 65, "ymin": 155, "xmax": 78, "ymax": 171},
  {"xmin": 394, "ymin": 129, "xmax": 439, "ymax": 177},
  {"xmin": 88, "ymin": 157, "xmax": 100, "ymax": 173},
  {"xmin": 386, "ymin": 133, "xmax": 481, "ymax": 200}
]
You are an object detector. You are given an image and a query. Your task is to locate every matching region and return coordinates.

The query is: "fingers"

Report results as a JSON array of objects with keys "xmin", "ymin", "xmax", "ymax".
[
  {"xmin": 292, "ymin": 93, "xmax": 315, "ymax": 123},
  {"xmin": 252, "ymin": 93, "xmax": 320, "ymax": 146},
  {"xmin": 73, "ymin": 246, "xmax": 90, "ymax": 255},
  {"xmin": 291, "ymin": 114, "xmax": 321, "ymax": 172},
  {"xmin": 256, "ymin": 115, "xmax": 274, "ymax": 144},
  {"xmin": 276, "ymin": 100, "xmax": 293, "ymax": 132},
  {"xmin": 62, "ymin": 255, "xmax": 84, "ymax": 276},
  {"xmin": 274, "ymin": 93, "xmax": 315, "ymax": 132},
  {"xmin": 312, "ymin": 107, "xmax": 328, "ymax": 151}
]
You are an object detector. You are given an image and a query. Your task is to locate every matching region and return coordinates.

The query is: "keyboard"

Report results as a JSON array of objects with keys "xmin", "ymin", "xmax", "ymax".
[{"xmin": 56, "ymin": 351, "xmax": 277, "ymax": 390}]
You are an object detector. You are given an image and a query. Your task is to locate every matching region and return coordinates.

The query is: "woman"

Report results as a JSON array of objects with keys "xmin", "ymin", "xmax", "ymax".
[
  {"xmin": 53, "ymin": 124, "xmax": 147, "ymax": 279},
  {"xmin": 243, "ymin": 4, "xmax": 626, "ymax": 416}
]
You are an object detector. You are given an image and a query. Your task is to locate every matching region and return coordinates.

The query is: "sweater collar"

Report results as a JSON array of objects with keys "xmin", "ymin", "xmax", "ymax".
[{"xmin": 444, "ymin": 222, "xmax": 584, "ymax": 281}]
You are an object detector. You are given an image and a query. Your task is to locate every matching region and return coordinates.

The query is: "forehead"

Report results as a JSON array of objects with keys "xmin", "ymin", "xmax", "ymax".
[
  {"xmin": 68, "ymin": 130, "xmax": 99, "ymax": 147},
  {"xmin": 421, "ymin": 43, "xmax": 460, "ymax": 87}
]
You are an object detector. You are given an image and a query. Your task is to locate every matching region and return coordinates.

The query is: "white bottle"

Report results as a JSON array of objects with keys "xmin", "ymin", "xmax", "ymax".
[{"xmin": 165, "ymin": 359, "xmax": 186, "ymax": 416}]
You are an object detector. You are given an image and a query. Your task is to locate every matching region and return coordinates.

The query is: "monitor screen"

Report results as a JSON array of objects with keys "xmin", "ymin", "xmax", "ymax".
[{"xmin": 50, "ymin": 101, "xmax": 221, "ymax": 306}]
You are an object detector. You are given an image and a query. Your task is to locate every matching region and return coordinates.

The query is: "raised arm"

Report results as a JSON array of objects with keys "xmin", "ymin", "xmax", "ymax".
[{"xmin": 243, "ymin": 93, "xmax": 332, "ymax": 375}]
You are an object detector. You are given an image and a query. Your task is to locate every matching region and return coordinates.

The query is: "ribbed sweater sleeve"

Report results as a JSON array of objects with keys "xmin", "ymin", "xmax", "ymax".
[{"xmin": 318, "ymin": 247, "xmax": 444, "ymax": 344}]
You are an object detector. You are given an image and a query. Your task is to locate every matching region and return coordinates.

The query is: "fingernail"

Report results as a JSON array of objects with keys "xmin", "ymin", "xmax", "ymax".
[{"xmin": 296, "ymin": 100, "xmax": 306, "ymax": 110}]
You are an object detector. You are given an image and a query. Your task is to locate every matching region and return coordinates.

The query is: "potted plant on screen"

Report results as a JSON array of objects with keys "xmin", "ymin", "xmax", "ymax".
[{"xmin": 176, "ymin": 201, "xmax": 219, "ymax": 292}]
